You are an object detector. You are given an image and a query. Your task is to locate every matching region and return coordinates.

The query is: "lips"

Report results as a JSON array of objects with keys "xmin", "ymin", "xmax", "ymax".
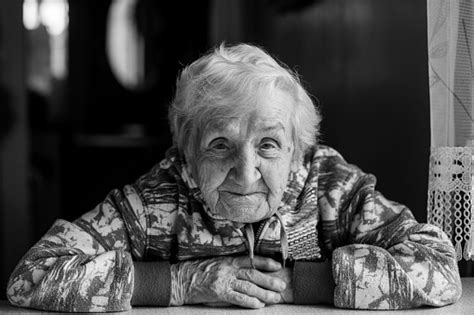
[
  {"xmin": 217, "ymin": 191, "xmax": 268, "ymax": 223},
  {"xmin": 218, "ymin": 191, "xmax": 266, "ymax": 206},
  {"xmin": 220, "ymin": 191, "xmax": 264, "ymax": 196}
]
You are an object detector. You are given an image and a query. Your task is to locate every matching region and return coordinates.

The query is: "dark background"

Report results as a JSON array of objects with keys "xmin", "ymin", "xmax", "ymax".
[{"xmin": 2, "ymin": 0, "xmax": 460, "ymax": 300}]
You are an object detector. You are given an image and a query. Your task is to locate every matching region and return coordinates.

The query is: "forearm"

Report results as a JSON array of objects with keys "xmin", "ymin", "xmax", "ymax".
[
  {"xmin": 7, "ymin": 186, "xmax": 148, "ymax": 312},
  {"xmin": 7, "ymin": 238, "xmax": 135, "ymax": 312},
  {"xmin": 350, "ymin": 208, "xmax": 461, "ymax": 309},
  {"xmin": 336, "ymin": 178, "xmax": 462, "ymax": 309},
  {"xmin": 332, "ymin": 238, "xmax": 461, "ymax": 309}
]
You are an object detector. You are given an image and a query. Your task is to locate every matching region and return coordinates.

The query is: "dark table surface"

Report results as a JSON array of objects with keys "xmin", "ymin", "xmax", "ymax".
[{"xmin": 1, "ymin": 278, "xmax": 473, "ymax": 314}]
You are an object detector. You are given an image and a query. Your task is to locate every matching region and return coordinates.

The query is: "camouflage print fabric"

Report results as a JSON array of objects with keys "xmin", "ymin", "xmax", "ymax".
[{"xmin": 6, "ymin": 145, "xmax": 462, "ymax": 312}]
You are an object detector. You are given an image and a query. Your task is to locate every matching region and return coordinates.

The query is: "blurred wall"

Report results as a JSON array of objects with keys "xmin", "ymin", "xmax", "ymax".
[
  {"xmin": 213, "ymin": 0, "xmax": 430, "ymax": 222},
  {"xmin": 0, "ymin": 0, "xmax": 437, "ymax": 299},
  {"xmin": 0, "ymin": 0, "xmax": 32, "ymax": 300}
]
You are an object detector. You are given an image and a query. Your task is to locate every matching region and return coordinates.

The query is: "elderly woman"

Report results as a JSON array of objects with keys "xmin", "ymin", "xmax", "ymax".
[{"xmin": 7, "ymin": 43, "xmax": 461, "ymax": 312}]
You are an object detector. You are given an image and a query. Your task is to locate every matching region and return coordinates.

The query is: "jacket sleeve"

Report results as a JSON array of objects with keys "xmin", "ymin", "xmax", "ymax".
[
  {"xmin": 5, "ymin": 184, "xmax": 171, "ymax": 312},
  {"xmin": 324, "ymin": 169, "xmax": 462, "ymax": 309}
]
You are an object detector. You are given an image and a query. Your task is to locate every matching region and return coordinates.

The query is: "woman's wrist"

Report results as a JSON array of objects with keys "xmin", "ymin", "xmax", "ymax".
[
  {"xmin": 170, "ymin": 259, "xmax": 204, "ymax": 306},
  {"xmin": 170, "ymin": 262, "xmax": 187, "ymax": 306}
]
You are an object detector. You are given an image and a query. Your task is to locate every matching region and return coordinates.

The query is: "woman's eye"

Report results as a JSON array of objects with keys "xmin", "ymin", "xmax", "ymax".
[
  {"xmin": 213, "ymin": 143, "xmax": 229, "ymax": 150},
  {"xmin": 260, "ymin": 139, "xmax": 279, "ymax": 151},
  {"xmin": 209, "ymin": 138, "xmax": 230, "ymax": 151}
]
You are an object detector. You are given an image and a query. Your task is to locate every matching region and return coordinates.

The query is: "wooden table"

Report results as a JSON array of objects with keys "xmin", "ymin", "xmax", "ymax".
[{"xmin": 1, "ymin": 278, "xmax": 473, "ymax": 314}]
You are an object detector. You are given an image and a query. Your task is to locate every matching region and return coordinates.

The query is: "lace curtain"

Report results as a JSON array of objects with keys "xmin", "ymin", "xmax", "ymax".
[{"xmin": 427, "ymin": 0, "xmax": 474, "ymax": 260}]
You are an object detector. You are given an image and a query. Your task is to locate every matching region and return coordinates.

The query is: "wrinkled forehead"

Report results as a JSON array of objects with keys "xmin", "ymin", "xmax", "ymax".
[
  {"xmin": 203, "ymin": 117, "xmax": 286, "ymax": 135},
  {"xmin": 200, "ymin": 89, "xmax": 295, "ymax": 137}
]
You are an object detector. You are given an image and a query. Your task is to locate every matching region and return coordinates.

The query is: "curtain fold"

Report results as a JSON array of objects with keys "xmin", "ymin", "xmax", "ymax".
[
  {"xmin": 427, "ymin": 0, "xmax": 474, "ymax": 260},
  {"xmin": 428, "ymin": 0, "xmax": 473, "ymax": 147}
]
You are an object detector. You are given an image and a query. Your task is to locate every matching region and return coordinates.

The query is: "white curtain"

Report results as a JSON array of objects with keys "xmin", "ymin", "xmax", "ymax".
[
  {"xmin": 428, "ymin": 0, "xmax": 473, "ymax": 146},
  {"xmin": 427, "ymin": 0, "xmax": 474, "ymax": 260}
]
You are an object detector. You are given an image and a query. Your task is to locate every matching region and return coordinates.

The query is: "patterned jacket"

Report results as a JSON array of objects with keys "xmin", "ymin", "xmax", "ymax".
[{"xmin": 6, "ymin": 145, "xmax": 462, "ymax": 312}]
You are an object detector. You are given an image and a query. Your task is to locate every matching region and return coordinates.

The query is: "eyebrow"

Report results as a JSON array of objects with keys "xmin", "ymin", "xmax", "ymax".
[
  {"xmin": 202, "ymin": 121, "xmax": 285, "ymax": 140},
  {"xmin": 258, "ymin": 122, "xmax": 285, "ymax": 133}
]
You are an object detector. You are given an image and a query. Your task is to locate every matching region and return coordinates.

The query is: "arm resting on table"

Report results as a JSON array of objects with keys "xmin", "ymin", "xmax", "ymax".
[
  {"xmin": 331, "ymin": 180, "xmax": 462, "ymax": 309},
  {"xmin": 6, "ymin": 187, "xmax": 172, "ymax": 312}
]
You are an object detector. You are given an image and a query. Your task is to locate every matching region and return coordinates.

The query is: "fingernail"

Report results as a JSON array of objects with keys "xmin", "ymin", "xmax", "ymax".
[
  {"xmin": 272, "ymin": 293, "xmax": 281, "ymax": 303},
  {"xmin": 279, "ymin": 280, "xmax": 286, "ymax": 291}
]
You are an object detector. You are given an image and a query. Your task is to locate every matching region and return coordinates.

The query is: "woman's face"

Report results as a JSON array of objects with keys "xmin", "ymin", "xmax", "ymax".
[{"xmin": 192, "ymin": 90, "xmax": 295, "ymax": 223}]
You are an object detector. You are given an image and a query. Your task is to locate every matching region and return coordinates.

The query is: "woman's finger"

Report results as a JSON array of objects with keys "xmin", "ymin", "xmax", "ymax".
[
  {"xmin": 252, "ymin": 255, "xmax": 282, "ymax": 271},
  {"xmin": 224, "ymin": 290, "xmax": 265, "ymax": 309},
  {"xmin": 232, "ymin": 279, "xmax": 280, "ymax": 305},
  {"xmin": 236, "ymin": 267, "xmax": 286, "ymax": 292},
  {"xmin": 234, "ymin": 255, "xmax": 282, "ymax": 271}
]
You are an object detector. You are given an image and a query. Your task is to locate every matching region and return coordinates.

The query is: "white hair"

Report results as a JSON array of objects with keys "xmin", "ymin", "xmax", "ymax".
[{"xmin": 168, "ymin": 43, "xmax": 321, "ymax": 163}]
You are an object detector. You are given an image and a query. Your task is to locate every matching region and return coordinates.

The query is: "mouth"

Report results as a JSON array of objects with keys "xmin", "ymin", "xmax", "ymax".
[
  {"xmin": 216, "ymin": 191, "xmax": 269, "ymax": 223},
  {"xmin": 218, "ymin": 191, "xmax": 266, "ymax": 209},
  {"xmin": 219, "ymin": 191, "xmax": 266, "ymax": 197}
]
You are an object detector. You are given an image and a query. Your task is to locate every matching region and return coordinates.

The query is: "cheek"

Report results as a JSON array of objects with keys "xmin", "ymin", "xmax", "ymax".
[
  {"xmin": 196, "ymin": 159, "xmax": 229, "ymax": 192},
  {"xmin": 261, "ymin": 156, "xmax": 292, "ymax": 195}
]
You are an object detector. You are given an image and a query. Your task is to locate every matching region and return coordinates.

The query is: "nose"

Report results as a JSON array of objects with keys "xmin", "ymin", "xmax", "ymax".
[{"xmin": 229, "ymin": 147, "xmax": 261, "ymax": 189}]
